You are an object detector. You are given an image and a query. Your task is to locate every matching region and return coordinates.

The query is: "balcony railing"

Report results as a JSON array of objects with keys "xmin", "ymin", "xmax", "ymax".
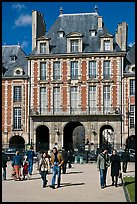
[{"xmin": 30, "ymin": 106, "xmax": 121, "ymax": 116}]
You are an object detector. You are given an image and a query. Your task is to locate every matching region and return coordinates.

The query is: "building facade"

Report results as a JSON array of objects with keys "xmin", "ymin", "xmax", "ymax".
[
  {"xmin": 2, "ymin": 45, "xmax": 29, "ymax": 150},
  {"xmin": 2, "ymin": 7, "xmax": 135, "ymax": 152}
]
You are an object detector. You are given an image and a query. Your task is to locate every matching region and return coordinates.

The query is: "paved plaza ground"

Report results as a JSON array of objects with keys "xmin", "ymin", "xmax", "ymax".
[{"xmin": 2, "ymin": 161, "xmax": 135, "ymax": 202}]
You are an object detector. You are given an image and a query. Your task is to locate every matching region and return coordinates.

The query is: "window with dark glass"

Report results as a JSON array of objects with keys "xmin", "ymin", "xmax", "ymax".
[
  {"xmin": 13, "ymin": 107, "xmax": 21, "ymax": 129},
  {"xmin": 89, "ymin": 61, "xmax": 96, "ymax": 78},
  {"xmin": 40, "ymin": 43, "xmax": 46, "ymax": 54},
  {"xmin": 70, "ymin": 40, "xmax": 79, "ymax": 52},
  {"xmin": 40, "ymin": 62, "xmax": 46, "ymax": 80},
  {"xmin": 103, "ymin": 60, "xmax": 111, "ymax": 78},
  {"xmin": 53, "ymin": 62, "xmax": 60, "ymax": 80},
  {"xmin": 71, "ymin": 61, "xmax": 78, "ymax": 79},
  {"xmin": 13, "ymin": 86, "xmax": 22, "ymax": 102},
  {"xmin": 130, "ymin": 79, "xmax": 135, "ymax": 95},
  {"xmin": 130, "ymin": 105, "xmax": 135, "ymax": 128}
]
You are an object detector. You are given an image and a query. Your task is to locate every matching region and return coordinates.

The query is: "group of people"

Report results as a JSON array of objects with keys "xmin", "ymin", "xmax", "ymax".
[
  {"xmin": 97, "ymin": 147, "xmax": 130, "ymax": 189},
  {"xmin": 2, "ymin": 146, "xmax": 130, "ymax": 190}
]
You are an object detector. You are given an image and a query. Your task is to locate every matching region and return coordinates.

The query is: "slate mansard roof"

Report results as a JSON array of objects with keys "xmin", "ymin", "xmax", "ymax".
[
  {"xmin": 2, "ymin": 45, "xmax": 28, "ymax": 78},
  {"xmin": 29, "ymin": 12, "xmax": 121, "ymax": 56}
]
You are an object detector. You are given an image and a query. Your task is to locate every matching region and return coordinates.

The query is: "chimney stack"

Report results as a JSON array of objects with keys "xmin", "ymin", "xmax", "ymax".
[
  {"xmin": 98, "ymin": 16, "xmax": 102, "ymax": 29},
  {"xmin": 32, "ymin": 10, "xmax": 46, "ymax": 50},
  {"xmin": 115, "ymin": 22, "xmax": 128, "ymax": 51}
]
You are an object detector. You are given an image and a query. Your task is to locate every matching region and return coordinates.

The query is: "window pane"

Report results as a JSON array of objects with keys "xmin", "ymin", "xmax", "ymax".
[
  {"xmin": 89, "ymin": 86, "xmax": 96, "ymax": 113},
  {"xmin": 89, "ymin": 61, "xmax": 96, "ymax": 78},
  {"xmin": 103, "ymin": 86, "xmax": 110, "ymax": 113},
  {"xmin": 71, "ymin": 40, "xmax": 78, "ymax": 52},
  {"xmin": 70, "ymin": 87, "xmax": 78, "ymax": 112},
  {"xmin": 40, "ymin": 87, "xmax": 47, "ymax": 114},
  {"xmin": 104, "ymin": 40, "xmax": 110, "ymax": 51},
  {"xmin": 40, "ymin": 43, "xmax": 46, "ymax": 53},
  {"xmin": 130, "ymin": 79, "xmax": 135, "ymax": 95},
  {"xmin": 14, "ymin": 86, "xmax": 22, "ymax": 102},
  {"xmin": 103, "ymin": 61, "xmax": 110, "ymax": 78},
  {"xmin": 53, "ymin": 87, "xmax": 60, "ymax": 113},
  {"xmin": 71, "ymin": 61, "xmax": 78, "ymax": 79},
  {"xmin": 40, "ymin": 62, "xmax": 46, "ymax": 80},
  {"xmin": 13, "ymin": 108, "xmax": 21, "ymax": 129},
  {"xmin": 53, "ymin": 62, "xmax": 60, "ymax": 80}
]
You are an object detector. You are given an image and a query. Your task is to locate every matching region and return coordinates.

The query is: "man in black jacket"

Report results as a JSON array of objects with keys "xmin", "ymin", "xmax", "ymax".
[
  {"xmin": 121, "ymin": 149, "xmax": 130, "ymax": 173},
  {"xmin": 2, "ymin": 149, "xmax": 8, "ymax": 180}
]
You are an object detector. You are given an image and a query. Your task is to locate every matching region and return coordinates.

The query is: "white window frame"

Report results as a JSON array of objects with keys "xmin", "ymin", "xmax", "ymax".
[
  {"xmin": 13, "ymin": 107, "xmax": 21, "ymax": 129},
  {"xmin": 53, "ymin": 87, "xmax": 60, "ymax": 114},
  {"xmin": 70, "ymin": 40, "xmax": 79, "ymax": 52},
  {"xmin": 89, "ymin": 86, "xmax": 97, "ymax": 114},
  {"xmin": 103, "ymin": 86, "xmax": 111, "ymax": 114},
  {"xmin": 13, "ymin": 86, "xmax": 22, "ymax": 102},
  {"xmin": 71, "ymin": 61, "xmax": 78, "ymax": 79},
  {"xmin": 89, "ymin": 61, "xmax": 96, "ymax": 78},
  {"xmin": 70, "ymin": 86, "xmax": 78, "ymax": 113},
  {"xmin": 104, "ymin": 40, "xmax": 110, "ymax": 51},
  {"xmin": 130, "ymin": 79, "xmax": 135, "ymax": 95},
  {"xmin": 40, "ymin": 87, "xmax": 47, "ymax": 114},
  {"xmin": 40, "ymin": 62, "xmax": 47, "ymax": 80},
  {"xmin": 53, "ymin": 62, "xmax": 60, "ymax": 80},
  {"xmin": 130, "ymin": 105, "xmax": 135, "ymax": 128},
  {"xmin": 103, "ymin": 60, "xmax": 111, "ymax": 78}
]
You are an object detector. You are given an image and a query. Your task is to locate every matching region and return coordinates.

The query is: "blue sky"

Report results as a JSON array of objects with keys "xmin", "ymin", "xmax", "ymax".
[{"xmin": 2, "ymin": 2, "xmax": 135, "ymax": 55}]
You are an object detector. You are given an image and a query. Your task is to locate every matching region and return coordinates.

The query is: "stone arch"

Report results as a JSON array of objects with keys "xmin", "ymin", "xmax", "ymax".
[
  {"xmin": 9, "ymin": 135, "xmax": 25, "ymax": 150},
  {"xmin": 36, "ymin": 125, "xmax": 49, "ymax": 152}
]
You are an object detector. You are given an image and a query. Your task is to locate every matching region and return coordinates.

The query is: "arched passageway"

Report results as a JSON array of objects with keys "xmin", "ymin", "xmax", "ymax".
[
  {"xmin": 63, "ymin": 121, "xmax": 85, "ymax": 151},
  {"xmin": 9, "ymin": 135, "xmax": 25, "ymax": 150},
  {"xmin": 36, "ymin": 125, "xmax": 49, "ymax": 152},
  {"xmin": 100, "ymin": 125, "xmax": 114, "ymax": 152}
]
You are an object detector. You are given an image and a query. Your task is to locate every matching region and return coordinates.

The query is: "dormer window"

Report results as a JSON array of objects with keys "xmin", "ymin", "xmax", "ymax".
[
  {"xmin": 100, "ymin": 33, "xmax": 113, "ymax": 52},
  {"xmin": 66, "ymin": 32, "xmax": 83, "ymax": 53},
  {"xmin": 40, "ymin": 43, "xmax": 46, "ymax": 54},
  {"xmin": 14, "ymin": 68, "xmax": 23, "ymax": 76},
  {"xmin": 104, "ymin": 40, "xmax": 110, "ymax": 51},
  {"xmin": 57, "ymin": 28, "xmax": 65, "ymax": 38},
  {"xmin": 10, "ymin": 55, "xmax": 16, "ymax": 62},
  {"xmin": 71, "ymin": 40, "xmax": 79, "ymax": 52},
  {"xmin": 89, "ymin": 30, "xmax": 96, "ymax": 37},
  {"xmin": 37, "ymin": 36, "xmax": 50, "ymax": 54}
]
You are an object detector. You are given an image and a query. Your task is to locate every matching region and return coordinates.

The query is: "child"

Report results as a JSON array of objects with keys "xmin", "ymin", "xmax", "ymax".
[{"xmin": 22, "ymin": 160, "xmax": 29, "ymax": 180}]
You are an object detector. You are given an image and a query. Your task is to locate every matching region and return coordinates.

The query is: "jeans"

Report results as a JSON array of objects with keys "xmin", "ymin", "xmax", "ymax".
[
  {"xmin": 2, "ymin": 167, "xmax": 6, "ymax": 180},
  {"xmin": 52, "ymin": 165, "xmax": 61, "ymax": 187},
  {"xmin": 28, "ymin": 159, "xmax": 33, "ymax": 175},
  {"xmin": 100, "ymin": 168, "xmax": 107, "ymax": 187},
  {"xmin": 40, "ymin": 171, "xmax": 48, "ymax": 187}
]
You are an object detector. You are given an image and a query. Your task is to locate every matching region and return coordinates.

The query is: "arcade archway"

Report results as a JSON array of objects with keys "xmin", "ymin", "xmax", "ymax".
[
  {"xmin": 9, "ymin": 135, "xmax": 25, "ymax": 150},
  {"xmin": 63, "ymin": 121, "xmax": 85, "ymax": 151},
  {"xmin": 36, "ymin": 125, "xmax": 49, "ymax": 152},
  {"xmin": 100, "ymin": 125, "xmax": 114, "ymax": 152}
]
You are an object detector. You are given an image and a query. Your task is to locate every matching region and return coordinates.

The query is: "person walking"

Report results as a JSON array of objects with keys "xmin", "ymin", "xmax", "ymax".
[
  {"xmin": 121, "ymin": 149, "xmax": 130, "ymax": 173},
  {"xmin": 37, "ymin": 151, "xmax": 42, "ymax": 170},
  {"xmin": 97, "ymin": 147, "xmax": 110, "ymax": 188},
  {"xmin": 12, "ymin": 151, "xmax": 23, "ymax": 181},
  {"xmin": 62, "ymin": 148, "xmax": 68, "ymax": 174},
  {"xmin": 50, "ymin": 147, "xmax": 64, "ymax": 189},
  {"xmin": 2, "ymin": 149, "xmax": 8, "ymax": 180},
  {"xmin": 110, "ymin": 149, "xmax": 121, "ymax": 187},
  {"xmin": 26, "ymin": 146, "xmax": 35, "ymax": 175},
  {"xmin": 39, "ymin": 151, "xmax": 50, "ymax": 188},
  {"xmin": 67, "ymin": 150, "xmax": 73, "ymax": 168}
]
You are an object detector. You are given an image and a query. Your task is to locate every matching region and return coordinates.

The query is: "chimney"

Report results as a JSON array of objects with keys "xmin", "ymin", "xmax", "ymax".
[
  {"xmin": 98, "ymin": 16, "xmax": 102, "ymax": 29},
  {"xmin": 115, "ymin": 22, "xmax": 128, "ymax": 51},
  {"xmin": 32, "ymin": 10, "xmax": 46, "ymax": 50}
]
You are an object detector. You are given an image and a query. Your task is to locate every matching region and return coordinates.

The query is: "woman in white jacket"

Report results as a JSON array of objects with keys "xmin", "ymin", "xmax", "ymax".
[{"xmin": 39, "ymin": 152, "xmax": 50, "ymax": 188}]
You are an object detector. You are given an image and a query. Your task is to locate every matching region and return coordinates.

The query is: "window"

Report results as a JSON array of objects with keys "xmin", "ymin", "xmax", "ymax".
[
  {"xmin": 40, "ymin": 87, "xmax": 47, "ymax": 114},
  {"xmin": 10, "ymin": 55, "xmax": 16, "ymax": 61},
  {"xmin": 89, "ymin": 86, "xmax": 97, "ymax": 113},
  {"xmin": 13, "ymin": 108, "xmax": 21, "ymax": 129},
  {"xmin": 53, "ymin": 62, "xmax": 60, "ymax": 80},
  {"xmin": 40, "ymin": 62, "xmax": 46, "ymax": 80},
  {"xmin": 40, "ymin": 43, "xmax": 46, "ymax": 54},
  {"xmin": 130, "ymin": 79, "xmax": 135, "ymax": 95},
  {"xmin": 53, "ymin": 87, "xmax": 60, "ymax": 113},
  {"xmin": 130, "ymin": 105, "xmax": 135, "ymax": 128},
  {"xmin": 13, "ymin": 86, "xmax": 22, "ymax": 102},
  {"xmin": 70, "ymin": 40, "xmax": 79, "ymax": 52},
  {"xmin": 70, "ymin": 87, "xmax": 78, "ymax": 113},
  {"xmin": 89, "ymin": 61, "xmax": 96, "ymax": 78},
  {"xmin": 104, "ymin": 40, "xmax": 110, "ymax": 51},
  {"xmin": 103, "ymin": 86, "xmax": 111, "ymax": 114},
  {"xmin": 71, "ymin": 61, "xmax": 78, "ymax": 79},
  {"xmin": 90, "ymin": 31, "xmax": 96, "ymax": 37},
  {"xmin": 103, "ymin": 61, "xmax": 111, "ymax": 78}
]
